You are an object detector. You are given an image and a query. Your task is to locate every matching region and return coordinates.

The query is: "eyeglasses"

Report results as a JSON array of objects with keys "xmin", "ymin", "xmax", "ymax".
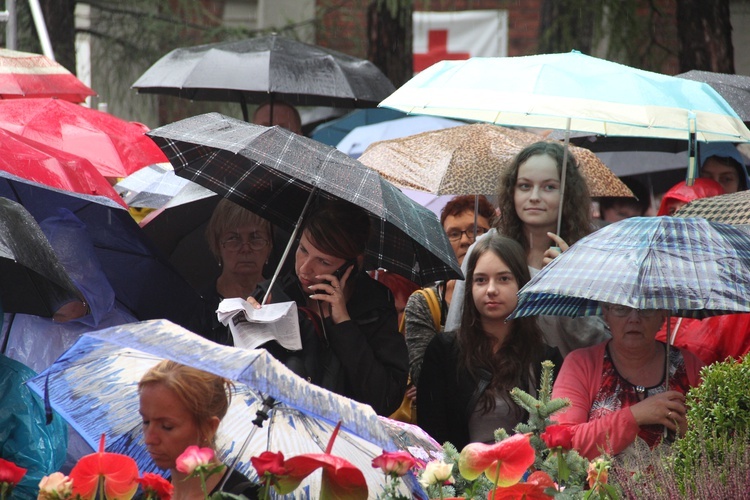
[
  {"xmin": 221, "ymin": 235, "xmax": 269, "ymax": 251},
  {"xmin": 604, "ymin": 304, "xmax": 660, "ymax": 318},
  {"xmin": 446, "ymin": 226, "xmax": 489, "ymax": 242}
]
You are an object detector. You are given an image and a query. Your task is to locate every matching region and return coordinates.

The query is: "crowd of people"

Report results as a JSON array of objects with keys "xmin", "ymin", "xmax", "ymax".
[{"xmin": 3, "ymin": 104, "xmax": 750, "ymax": 497}]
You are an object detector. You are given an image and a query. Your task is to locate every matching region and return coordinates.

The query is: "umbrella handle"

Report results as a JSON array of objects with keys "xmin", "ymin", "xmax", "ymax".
[{"xmin": 556, "ymin": 118, "xmax": 571, "ymax": 238}]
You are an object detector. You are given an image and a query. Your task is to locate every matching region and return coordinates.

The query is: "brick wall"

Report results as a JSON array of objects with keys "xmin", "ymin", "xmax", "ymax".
[{"xmin": 315, "ymin": 0, "xmax": 680, "ymax": 74}]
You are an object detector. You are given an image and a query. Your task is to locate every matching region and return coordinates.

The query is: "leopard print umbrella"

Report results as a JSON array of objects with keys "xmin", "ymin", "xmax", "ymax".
[{"xmin": 358, "ymin": 123, "xmax": 634, "ymax": 198}]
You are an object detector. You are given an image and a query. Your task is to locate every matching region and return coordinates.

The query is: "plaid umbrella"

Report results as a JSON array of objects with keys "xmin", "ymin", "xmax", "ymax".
[
  {"xmin": 147, "ymin": 112, "xmax": 462, "ymax": 286},
  {"xmin": 508, "ymin": 216, "xmax": 750, "ymax": 320},
  {"xmin": 358, "ymin": 123, "xmax": 634, "ymax": 197},
  {"xmin": 675, "ymin": 190, "xmax": 750, "ymax": 226}
]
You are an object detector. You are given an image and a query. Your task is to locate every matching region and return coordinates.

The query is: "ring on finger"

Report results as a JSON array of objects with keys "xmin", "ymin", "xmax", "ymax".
[{"xmin": 667, "ymin": 411, "xmax": 672, "ymax": 418}]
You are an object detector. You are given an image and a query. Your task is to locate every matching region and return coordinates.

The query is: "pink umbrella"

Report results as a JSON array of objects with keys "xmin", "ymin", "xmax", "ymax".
[
  {"xmin": 0, "ymin": 128, "xmax": 126, "ymax": 207},
  {"xmin": 0, "ymin": 98, "xmax": 167, "ymax": 178},
  {"xmin": 0, "ymin": 48, "xmax": 96, "ymax": 103}
]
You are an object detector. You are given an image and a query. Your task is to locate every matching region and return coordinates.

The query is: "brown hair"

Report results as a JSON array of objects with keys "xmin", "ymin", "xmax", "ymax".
[
  {"xmin": 440, "ymin": 195, "xmax": 496, "ymax": 227},
  {"xmin": 301, "ymin": 200, "xmax": 370, "ymax": 261},
  {"xmin": 496, "ymin": 141, "xmax": 592, "ymax": 251},
  {"xmin": 206, "ymin": 198, "xmax": 272, "ymax": 261},
  {"xmin": 138, "ymin": 360, "xmax": 234, "ymax": 447},
  {"xmin": 457, "ymin": 233, "xmax": 545, "ymax": 414}
]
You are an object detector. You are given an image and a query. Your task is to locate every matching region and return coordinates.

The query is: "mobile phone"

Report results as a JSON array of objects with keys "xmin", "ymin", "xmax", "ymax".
[{"xmin": 323, "ymin": 260, "xmax": 356, "ymax": 287}]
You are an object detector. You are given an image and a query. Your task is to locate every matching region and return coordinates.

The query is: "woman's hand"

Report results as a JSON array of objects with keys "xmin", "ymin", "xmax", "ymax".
[
  {"xmin": 309, "ymin": 264, "xmax": 354, "ymax": 324},
  {"xmin": 629, "ymin": 390, "xmax": 688, "ymax": 436},
  {"xmin": 542, "ymin": 232, "xmax": 570, "ymax": 267},
  {"xmin": 244, "ymin": 291, "xmax": 271, "ymax": 309}
]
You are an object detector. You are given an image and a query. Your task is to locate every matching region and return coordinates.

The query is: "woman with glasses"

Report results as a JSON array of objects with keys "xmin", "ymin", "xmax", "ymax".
[
  {"xmin": 202, "ymin": 198, "xmax": 274, "ymax": 345},
  {"xmin": 550, "ymin": 304, "xmax": 703, "ymax": 460}
]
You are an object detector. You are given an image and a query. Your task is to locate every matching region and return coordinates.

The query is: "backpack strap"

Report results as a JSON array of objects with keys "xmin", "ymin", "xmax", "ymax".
[{"xmin": 399, "ymin": 288, "xmax": 442, "ymax": 333}]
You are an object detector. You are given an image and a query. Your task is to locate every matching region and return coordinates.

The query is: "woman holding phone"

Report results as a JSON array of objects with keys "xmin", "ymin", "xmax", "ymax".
[{"xmin": 254, "ymin": 200, "xmax": 409, "ymax": 416}]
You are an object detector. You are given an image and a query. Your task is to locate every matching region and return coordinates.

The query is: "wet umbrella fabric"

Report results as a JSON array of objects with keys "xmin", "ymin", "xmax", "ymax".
[
  {"xmin": 0, "ymin": 128, "xmax": 126, "ymax": 207},
  {"xmin": 508, "ymin": 217, "xmax": 750, "ymax": 321},
  {"xmin": 27, "ymin": 319, "xmax": 428, "ymax": 499},
  {"xmin": 677, "ymin": 70, "xmax": 750, "ymax": 123},
  {"xmin": 380, "ymin": 51, "xmax": 750, "ymax": 143},
  {"xmin": 676, "ymin": 190, "xmax": 750, "ymax": 226},
  {"xmin": 147, "ymin": 112, "xmax": 462, "ymax": 286},
  {"xmin": 0, "ymin": 176, "xmax": 205, "ymax": 327},
  {"xmin": 132, "ymin": 34, "xmax": 396, "ymax": 121},
  {"xmin": 0, "ymin": 197, "xmax": 82, "ymax": 317},
  {"xmin": 0, "ymin": 98, "xmax": 167, "ymax": 178},
  {"xmin": 0, "ymin": 48, "xmax": 96, "ymax": 103},
  {"xmin": 358, "ymin": 123, "xmax": 634, "ymax": 197}
]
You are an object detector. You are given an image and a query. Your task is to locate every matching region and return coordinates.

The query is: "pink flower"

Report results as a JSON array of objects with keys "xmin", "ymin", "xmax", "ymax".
[
  {"xmin": 458, "ymin": 434, "xmax": 535, "ymax": 487},
  {"xmin": 540, "ymin": 425, "xmax": 574, "ymax": 451},
  {"xmin": 175, "ymin": 446, "xmax": 215, "ymax": 475},
  {"xmin": 371, "ymin": 451, "xmax": 416, "ymax": 477},
  {"xmin": 37, "ymin": 472, "xmax": 74, "ymax": 500}
]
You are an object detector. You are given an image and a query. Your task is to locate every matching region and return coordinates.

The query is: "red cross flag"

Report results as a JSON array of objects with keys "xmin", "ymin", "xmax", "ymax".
[{"xmin": 413, "ymin": 10, "xmax": 508, "ymax": 74}]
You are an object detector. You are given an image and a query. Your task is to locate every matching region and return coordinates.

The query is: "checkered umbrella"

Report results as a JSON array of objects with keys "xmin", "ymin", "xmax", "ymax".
[
  {"xmin": 147, "ymin": 112, "xmax": 462, "ymax": 286},
  {"xmin": 508, "ymin": 216, "xmax": 750, "ymax": 320},
  {"xmin": 675, "ymin": 190, "xmax": 750, "ymax": 226}
]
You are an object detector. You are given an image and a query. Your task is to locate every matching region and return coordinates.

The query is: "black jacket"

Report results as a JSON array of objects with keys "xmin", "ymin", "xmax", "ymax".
[
  {"xmin": 417, "ymin": 331, "xmax": 563, "ymax": 450},
  {"xmin": 260, "ymin": 271, "xmax": 409, "ymax": 416}
]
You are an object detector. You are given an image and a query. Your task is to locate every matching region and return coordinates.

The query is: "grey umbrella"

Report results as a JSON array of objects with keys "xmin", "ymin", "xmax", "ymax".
[
  {"xmin": 676, "ymin": 70, "xmax": 750, "ymax": 123},
  {"xmin": 132, "ymin": 34, "xmax": 395, "ymax": 121}
]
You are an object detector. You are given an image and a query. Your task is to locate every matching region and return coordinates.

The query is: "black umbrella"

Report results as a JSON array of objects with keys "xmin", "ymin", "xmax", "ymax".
[
  {"xmin": 147, "ymin": 112, "xmax": 462, "ymax": 287},
  {"xmin": 132, "ymin": 34, "xmax": 396, "ymax": 121},
  {"xmin": 0, "ymin": 174, "xmax": 206, "ymax": 329},
  {"xmin": 676, "ymin": 70, "xmax": 750, "ymax": 123},
  {"xmin": 0, "ymin": 197, "xmax": 82, "ymax": 318}
]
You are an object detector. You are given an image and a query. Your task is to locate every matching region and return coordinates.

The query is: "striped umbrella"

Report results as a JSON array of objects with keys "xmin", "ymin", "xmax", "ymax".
[
  {"xmin": 0, "ymin": 48, "xmax": 95, "ymax": 102},
  {"xmin": 508, "ymin": 216, "xmax": 750, "ymax": 320}
]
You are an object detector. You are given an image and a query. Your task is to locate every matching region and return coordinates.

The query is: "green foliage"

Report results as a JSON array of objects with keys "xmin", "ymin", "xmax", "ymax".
[{"xmin": 672, "ymin": 355, "xmax": 750, "ymax": 491}]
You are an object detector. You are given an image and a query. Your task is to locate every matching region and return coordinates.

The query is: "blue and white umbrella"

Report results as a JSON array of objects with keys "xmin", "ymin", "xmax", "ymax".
[
  {"xmin": 508, "ymin": 217, "xmax": 750, "ymax": 320},
  {"xmin": 27, "ymin": 319, "xmax": 432, "ymax": 499}
]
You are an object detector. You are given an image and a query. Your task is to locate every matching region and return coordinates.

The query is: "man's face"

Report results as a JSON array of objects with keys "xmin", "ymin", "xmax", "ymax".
[{"xmin": 253, "ymin": 104, "xmax": 302, "ymax": 134}]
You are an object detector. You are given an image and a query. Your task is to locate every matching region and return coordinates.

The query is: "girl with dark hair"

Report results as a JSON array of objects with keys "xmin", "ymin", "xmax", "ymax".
[
  {"xmin": 254, "ymin": 200, "xmax": 409, "ymax": 417},
  {"xmin": 416, "ymin": 233, "xmax": 562, "ymax": 449},
  {"xmin": 446, "ymin": 141, "xmax": 610, "ymax": 356}
]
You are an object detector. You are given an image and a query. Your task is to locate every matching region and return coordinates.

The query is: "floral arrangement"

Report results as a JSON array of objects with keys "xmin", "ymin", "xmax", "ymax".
[
  {"xmin": 366, "ymin": 361, "xmax": 618, "ymax": 499},
  {"xmin": 1, "ymin": 458, "xmax": 27, "ymax": 500}
]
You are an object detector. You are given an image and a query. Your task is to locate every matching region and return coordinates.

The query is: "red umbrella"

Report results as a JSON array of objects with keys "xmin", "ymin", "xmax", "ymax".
[
  {"xmin": 0, "ymin": 98, "xmax": 167, "ymax": 178},
  {"xmin": 0, "ymin": 128, "xmax": 126, "ymax": 207},
  {"xmin": 0, "ymin": 48, "xmax": 96, "ymax": 103}
]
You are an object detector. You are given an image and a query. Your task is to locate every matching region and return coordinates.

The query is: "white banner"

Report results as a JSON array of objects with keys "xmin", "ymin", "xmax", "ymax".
[{"xmin": 413, "ymin": 10, "xmax": 508, "ymax": 73}]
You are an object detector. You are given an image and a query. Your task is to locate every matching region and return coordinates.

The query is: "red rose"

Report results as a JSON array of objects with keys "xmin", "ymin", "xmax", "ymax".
[
  {"xmin": 540, "ymin": 425, "xmax": 574, "ymax": 451},
  {"xmin": 0, "ymin": 458, "xmax": 27, "ymax": 485},
  {"xmin": 137, "ymin": 473, "xmax": 174, "ymax": 500},
  {"xmin": 251, "ymin": 451, "xmax": 288, "ymax": 477},
  {"xmin": 371, "ymin": 451, "xmax": 416, "ymax": 477}
]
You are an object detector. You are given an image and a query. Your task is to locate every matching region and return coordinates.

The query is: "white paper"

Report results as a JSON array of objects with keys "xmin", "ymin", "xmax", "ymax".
[{"xmin": 216, "ymin": 298, "xmax": 302, "ymax": 351}]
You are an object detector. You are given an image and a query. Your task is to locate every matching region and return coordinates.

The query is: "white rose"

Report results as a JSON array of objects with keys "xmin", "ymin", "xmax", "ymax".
[
  {"xmin": 419, "ymin": 460, "xmax": 454, "ymax": 488},
  {"xmin": 38, "ymin": 472, "xmax": 73, "ymax": 500}
]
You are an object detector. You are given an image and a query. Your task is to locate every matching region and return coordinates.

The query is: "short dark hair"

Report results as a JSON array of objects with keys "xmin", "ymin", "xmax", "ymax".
[
  {"xmin": 440, "ymin": 195, "xmax": 496, "ymax": 227},
  {"xmin": 598, "ymin": 176, "xmax": 650, "ymax": 216},
  {"xmin": 301, "ymin": 200, "xmax": 370, "ymax": 260}
]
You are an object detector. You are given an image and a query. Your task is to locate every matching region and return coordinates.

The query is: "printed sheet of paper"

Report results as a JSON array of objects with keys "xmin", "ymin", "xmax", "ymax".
[{"xmin": 216, "ymin": 298, "xmax": 301, "ymax": 351}]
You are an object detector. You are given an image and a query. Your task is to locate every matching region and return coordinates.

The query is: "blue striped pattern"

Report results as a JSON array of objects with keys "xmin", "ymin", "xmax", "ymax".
[{"xmin": 510, "ymin": 217, "xmax": 750, "ymax": 319}]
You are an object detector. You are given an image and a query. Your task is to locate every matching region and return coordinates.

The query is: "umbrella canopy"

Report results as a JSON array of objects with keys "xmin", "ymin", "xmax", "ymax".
[
  {"xmin": 0, "ymin": 197, "xmax": 82, "ymax": 317},
  {"xmin": 114, "ymin": 163, "xmax": 192, "ymax": 209},
  {"xmin": 0, "ymin": 48, "xmax": 96, "ymax": 103},
  {"xmin": 0, "ymin": 176, "xmax": 205, "ymax": 327},
  {"xmin": 311, "ymin": 108, "xmax": 406, "ymax": 147},
  {"xmin": 677, "ymin": 70, "xmax": 750, "ymax": 123},
  {"xmin": 508, "ymin": 216, "xmax": 750, "ymax": 320},
  {"xmin": 0, "ymin": 128, "xmax": 126, "ymax": 207},
  {"xmin": 132, "ymin": 34, "xmax": 396, "ymax": 121},
  {"xmin": 379, "ymin": 51, "xmax": 750, "ymax": 143},
  {"xmin": 337, "ymin": 115, "xmax": 464, "ymax": 158},
  {"xmin": 27, "ymin": 319, "xmax": 429, "ymax": 499},
  {"xmin": 147, "ymin": 112, "xmax": 462, "ymax": 286},
  {"xmin": 675, "ymin": 190, "xmax": 750, "ymax": 225},
  {"xmin": 0, "ymin": 98, "xmax": 167, "ymax": 178},
  {"xmin": 358, "ymin": 123, "xmax": 634, "ymax": 197}
]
